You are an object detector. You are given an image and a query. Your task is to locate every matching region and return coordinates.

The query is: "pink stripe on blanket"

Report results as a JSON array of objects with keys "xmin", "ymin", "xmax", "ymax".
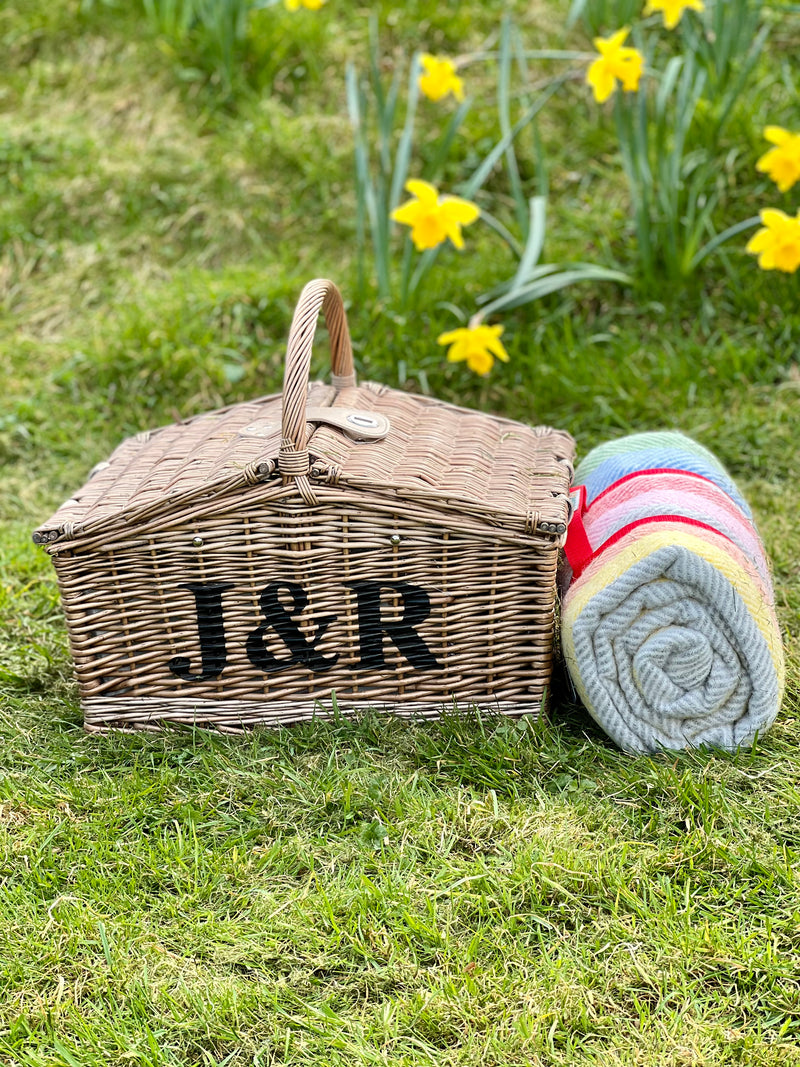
[
  {"xmin": 583, "ymin": 472, "xmax": 770, "ymax": 583},
  {"xmin": 589, "ymin": 468, "xmax": 738, "ymax": 509}
]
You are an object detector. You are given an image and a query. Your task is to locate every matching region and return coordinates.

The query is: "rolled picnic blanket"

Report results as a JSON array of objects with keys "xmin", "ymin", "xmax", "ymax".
[{"xmin": 561, "ymin": 431, "xmax": 785, "ymax": 754}]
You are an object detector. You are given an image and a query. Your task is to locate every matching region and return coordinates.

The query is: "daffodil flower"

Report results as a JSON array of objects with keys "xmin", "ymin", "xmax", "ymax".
[
  {"xmin": 746, "ymin": 208, "xmax": 800, "ymax": 273},
  {"xmin": 643, "ymin": 0, "xmax": 704, "ymax": 30},
  {"xmin": 390, "ymin": 180, "xmax": 480, "ymax": 251},
  {"xmin": 437, "ymin": 323, "xmax": 510, "ymax": 376},
  {"xmin": 284, "ymin": 0, "xmax": 325, "ymax": 10},
  {"xmin": 418, "ymin": 54, "xmax": 464, "ymax": 103},
  {"xmin": 756, "ymin": 126, "xmax": 800, "ymax": 194},
  {"xmin": 586, "ymin": 28, "xmax": 644, "ymax": 104}
]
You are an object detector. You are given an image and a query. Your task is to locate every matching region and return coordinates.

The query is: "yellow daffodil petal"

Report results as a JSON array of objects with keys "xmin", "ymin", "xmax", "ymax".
[
  {"xmin": 439, "ymin": 198, "xmax": 481, "ymax": 225},
  {"xmin": 594, "ymin": 27, "xmax": 630, "ymax": 54},
  {"xmin": 644, "ymin": 0, "xmax": 703, "ymax": 29},
  {"xmin": 483, "ymin": 331, "xmax": 510, "ymax": 361},
  {"xmin": 745, "ymin": 229, "xmax": 772, "ymax": 253},
  {"xmin": 390, "ymin": 201, "xmax": 424, "ymax": 225},
  {"xmin": 760, "ymin": 208, "xmax": 791, "ymax": 228},
  {"xmin": 764, "ymin": 126, "xmax": 791, "ymax": 145},
  {"xmin": 745, "ymin": 231, "xmax": 776, "ymax": 269},
  {"xmin": 440, "ymin": 199, "xmax": 480, "ymax": 249},
  {"xmin": 404, "ymin": 179, "xmax": 439, "ymax": 206},
  {"xmin": 587, "ymin": 59, "xmax": 617, "ymax": 103}
]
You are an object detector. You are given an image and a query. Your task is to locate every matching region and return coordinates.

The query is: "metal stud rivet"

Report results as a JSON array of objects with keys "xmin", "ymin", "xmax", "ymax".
[
  {"xmin": 389, "ymin": 533, "xmax": 401, "ymax": 545},
  {"xmin": 192, "ymin": 536, "xmax": 204, "ymax": 548}
]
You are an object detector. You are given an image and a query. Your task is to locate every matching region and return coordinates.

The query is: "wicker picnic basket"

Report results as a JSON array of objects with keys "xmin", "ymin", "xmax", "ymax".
[{"xmin": 34, "ymin": 279, "xmax": 575, "ymax": 732}]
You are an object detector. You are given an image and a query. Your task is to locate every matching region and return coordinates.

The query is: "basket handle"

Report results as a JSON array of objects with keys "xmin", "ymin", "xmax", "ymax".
[{"xmin": 279, "ymin": 279, "xmax": 356, "ymax": 484}]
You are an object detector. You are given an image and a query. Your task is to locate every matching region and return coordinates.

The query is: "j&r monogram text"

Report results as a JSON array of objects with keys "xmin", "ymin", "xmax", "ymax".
[{"xmin": 168, "ymin": 579, "xmax": 443, "ymax": 681}]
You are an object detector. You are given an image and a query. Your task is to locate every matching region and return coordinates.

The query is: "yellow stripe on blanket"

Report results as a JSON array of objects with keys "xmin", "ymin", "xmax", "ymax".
[{"xmin": 565, "ymin": 525, "xmax": 784, "ymax": 671}]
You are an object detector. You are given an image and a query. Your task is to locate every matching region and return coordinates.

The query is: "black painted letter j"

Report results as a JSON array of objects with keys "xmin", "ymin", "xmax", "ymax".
[{"xmin": 168, "ymin": 582, "xmax": 234, "ymax": 682}]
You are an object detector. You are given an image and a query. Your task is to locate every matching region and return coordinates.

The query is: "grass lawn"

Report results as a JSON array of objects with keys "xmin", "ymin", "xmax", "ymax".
[{"xmin": 1, "ymin": 0, "xmax": 800, "ymax": 1063}]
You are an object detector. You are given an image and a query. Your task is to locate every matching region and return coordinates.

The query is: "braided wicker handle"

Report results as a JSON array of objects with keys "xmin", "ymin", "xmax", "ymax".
[{"xmin": 279, "ymin": 279, "xmax": 356, "ymax": 481}]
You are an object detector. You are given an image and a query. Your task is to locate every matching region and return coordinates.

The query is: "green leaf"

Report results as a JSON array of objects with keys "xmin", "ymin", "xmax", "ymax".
[
  {"xmin": 479, "ymin": 266, "xmax": 630, "ymax": 317},
  {"xmin": 498, "ymin": 16, "xmax": 528, "ymax": 238},
  {"xmin": 389, "ymin": 52, "xmax": 421, "ymax": 215},
  {"xmin": 510, "ymin": 196, "xmax": 548, "ymax": 290},
  {"xmin": 460, "ymin": 77, "xmax": 566, "ymax": 200},
  {"xmin": 689, "ymin": 216, "xmax": 760, "ymax": 273},
  {"xmin": 476, "ymin": 264, "xmax": 560, "ymax": 305},
  {"xmin": 427, "ymin": 97, "xmax": 472, "ymax": 181},
  {"xmin": 478, "ymin": 209, "xmax": 523, "ymax": 258}
]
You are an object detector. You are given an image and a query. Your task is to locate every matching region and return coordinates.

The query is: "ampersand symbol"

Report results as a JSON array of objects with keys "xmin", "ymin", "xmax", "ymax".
[{"xmin": 245, "ymin": 581, "xmax": 338, "ymax": 674}]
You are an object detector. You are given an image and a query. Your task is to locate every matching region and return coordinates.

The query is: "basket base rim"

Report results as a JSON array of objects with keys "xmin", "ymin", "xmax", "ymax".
[{"xmin": 80, "ymin": 694, "xmax": 547, "ymax": 732}]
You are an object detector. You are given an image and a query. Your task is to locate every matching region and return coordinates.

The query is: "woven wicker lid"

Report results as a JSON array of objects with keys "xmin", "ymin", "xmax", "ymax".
[{"xmin": 34, "ymin": 280, "xmax": 574, "ymax": 547}]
